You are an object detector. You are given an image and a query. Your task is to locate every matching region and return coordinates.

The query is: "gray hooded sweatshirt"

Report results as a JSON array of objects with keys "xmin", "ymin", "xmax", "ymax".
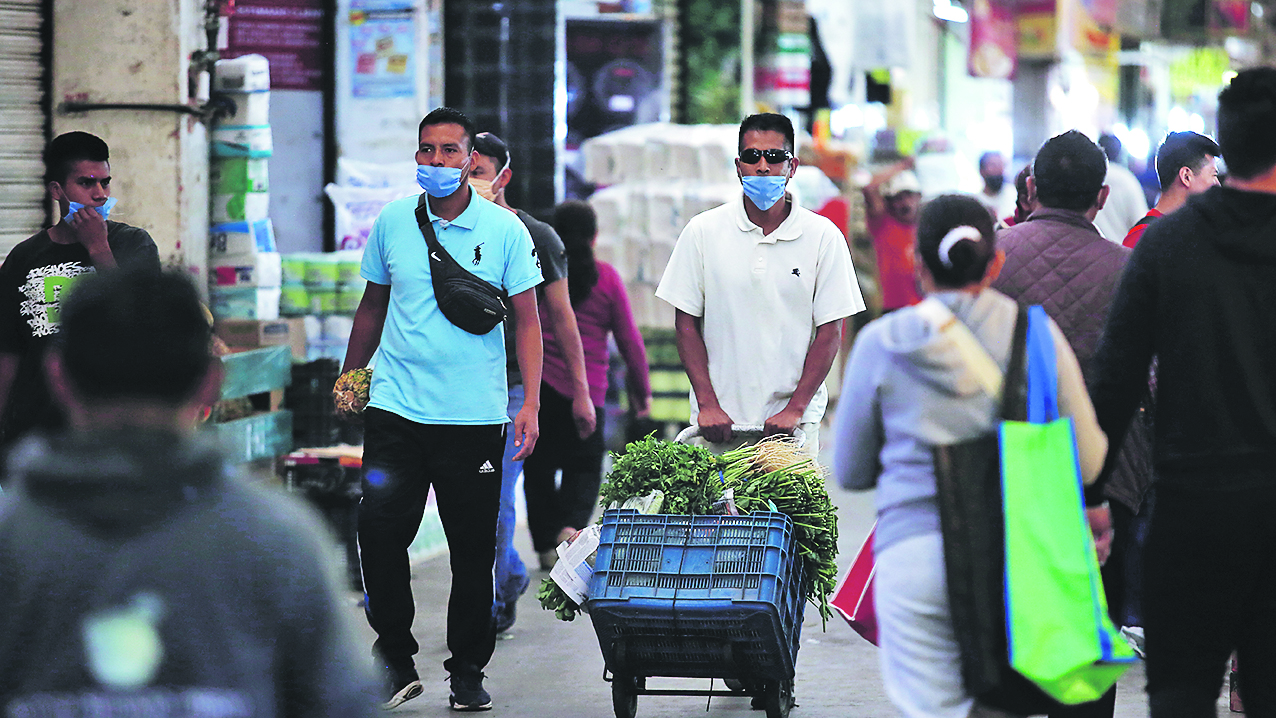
[{"xmin": 833, "ymin": 289, "xmax": 1106, "ymax": 552}]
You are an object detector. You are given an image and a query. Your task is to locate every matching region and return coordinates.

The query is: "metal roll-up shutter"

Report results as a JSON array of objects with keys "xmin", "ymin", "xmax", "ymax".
[{"xmin": 0, "ymin": 0, "xmax": 49, "ymax": 258}]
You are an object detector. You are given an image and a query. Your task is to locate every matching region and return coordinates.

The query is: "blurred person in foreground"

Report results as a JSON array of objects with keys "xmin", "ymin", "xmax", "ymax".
[
  {"xmin": 522, "ymin": 200, "xmax": 653, "ymax": 567},
  {"xmin": 656, "ymin": 112, "xmax": 865, "ymax": 454},
  {"xmin": 1122, "ymin": 131, "xmax": 1221, "ymax": 248},
  {"xmin": 992, "ymin": 129, "xmax": 1139, "ymax": 718},
  {"xmin": 834, "ymin": 194, "xmax": 1106, "ymax": 718},
  {"xmin": 1090, "ymin": 66, "xmax": 1276, "ymax": 718},
  {"xmin": 0, "ymin": 131, "xmax": 159, "ymax": 470},
  {"xmin": 863, "ymin": 156, "xmax": 925, "ymax": 312},
  {"xmin": 469, "ymin": 131, "xmax": 594, "ymax": 624},
  {"xmin": 0, "ymin": 267, "xmax": 378, "ymax": 716},
  {"xmin": 1092, "ymin": 133, "xmax": 1150, "ymax": 243}
]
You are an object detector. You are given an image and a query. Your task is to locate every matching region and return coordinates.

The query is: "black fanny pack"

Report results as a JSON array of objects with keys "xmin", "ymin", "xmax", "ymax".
[{"xmin": 416, "ymin": 194, "xmax": 508, "ymax": 335}]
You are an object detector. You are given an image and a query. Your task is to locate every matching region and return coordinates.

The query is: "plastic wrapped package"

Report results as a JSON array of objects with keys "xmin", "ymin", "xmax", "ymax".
[
  {"xmin": 324, "ymin": 183, "xmax": 417, "ymax": 250},
  {"xmin": 589, "ymin": 184, "xmax": 630, "ymax": 239},
  {"xmin": 646, "ymin": 239, "xmax": 676, "ymax": 283},
  {"xmin": 335, "ymin": 158, "xmax": 418, "ymax": 188},
  {"xmin": 646, "ymin": 182, "xmax": 687, "ymax": 242},
  {"xmin": 622, "ymin": 239, "xmax": 650, "ymax": 284},
  {"xmin": 697, "ymin": 125, "xmax": 741, "ymax": 183}
]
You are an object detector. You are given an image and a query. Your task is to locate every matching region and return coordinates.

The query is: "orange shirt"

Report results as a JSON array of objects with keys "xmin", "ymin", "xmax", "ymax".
[{"xmin": 867, "ymin": 213, "xmax": 923, "ymax": 310}]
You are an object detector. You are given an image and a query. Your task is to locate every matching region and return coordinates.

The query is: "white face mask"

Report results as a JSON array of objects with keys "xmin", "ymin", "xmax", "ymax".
[{"xmin": 468, "ymin": 157, "xmax": 509, "ymax": 202}]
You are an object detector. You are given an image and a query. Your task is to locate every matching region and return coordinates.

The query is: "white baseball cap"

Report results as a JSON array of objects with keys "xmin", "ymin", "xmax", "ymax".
[{"xmin": 885, "ymin": 170, "xmax": 922, "ymax": 197}]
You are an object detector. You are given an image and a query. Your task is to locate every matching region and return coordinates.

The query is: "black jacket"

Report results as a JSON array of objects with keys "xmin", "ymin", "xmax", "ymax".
[
  {"xmin": 1091, "ymin": 185, "xmax": 1276, "ymax": 489},
  {"xmin": 0, "ymin": 429, "xmax": 378, "ymax": 717}
]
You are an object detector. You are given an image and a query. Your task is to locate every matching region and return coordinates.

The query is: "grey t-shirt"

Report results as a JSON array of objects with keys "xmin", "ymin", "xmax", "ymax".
[{"xmin": 506, "ymin": 208, "xmax": 568, "ymax": 387}]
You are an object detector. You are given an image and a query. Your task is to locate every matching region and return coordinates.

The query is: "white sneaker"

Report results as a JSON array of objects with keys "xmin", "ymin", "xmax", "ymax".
[
  {"xmin": 382, "ymin": 679, "xmax": 423, "ymax": 710},
  {"xmin": 1120, "ymin": 626, "xmax": 1146, "ymax": 659}
]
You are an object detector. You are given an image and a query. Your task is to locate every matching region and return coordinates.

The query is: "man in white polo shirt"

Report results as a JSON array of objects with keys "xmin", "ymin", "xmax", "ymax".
[{"xmin": 656, "ymin": 113, "xmax": 865, "ymax": 454}]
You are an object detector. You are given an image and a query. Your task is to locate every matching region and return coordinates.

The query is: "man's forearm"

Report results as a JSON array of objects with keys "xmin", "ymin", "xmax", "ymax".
[
  {"xmin": 782, "ymin": 320, "xmax": 842, "ymax": 416},
  {"xmin": 673, "ymin": 309, "xmax": 720, "ymax": 411},
  {"xmin": 341, "ymin": 284, "xmax": 389, "ymax": 373},
  {"xmin": 543, "ymin": 280, "xmax": 591, "ymax": 399},
  {"xmin": 511, "ymin": 290, "xmax": 543, "ymax": 408}
]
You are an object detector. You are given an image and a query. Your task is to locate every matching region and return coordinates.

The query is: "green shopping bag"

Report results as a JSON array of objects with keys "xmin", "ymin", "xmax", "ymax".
[{"xmin": 999, "ymin": 306, "xmax": 1135, "ymax": 704}]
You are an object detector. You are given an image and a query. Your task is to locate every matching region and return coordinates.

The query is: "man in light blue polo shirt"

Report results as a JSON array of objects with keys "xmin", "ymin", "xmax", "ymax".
[{"xmin": 341, "ymin": 107, "xmax": 543, "ymax": 712}]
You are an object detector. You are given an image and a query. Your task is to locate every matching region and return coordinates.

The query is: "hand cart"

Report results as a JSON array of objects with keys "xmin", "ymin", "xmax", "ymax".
[{"xmin": 585, "ymin": 425, "xmax": 809, "ymax": 718}]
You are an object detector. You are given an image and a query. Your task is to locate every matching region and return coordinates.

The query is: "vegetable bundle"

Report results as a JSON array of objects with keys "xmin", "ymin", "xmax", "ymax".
[
  {"xmin": 538, "ymin": 434, "xmax": 839, "ymax": 625},
  {"xmin": 721, "ymin": 436, "xmax": 840, "ymax": 624}
]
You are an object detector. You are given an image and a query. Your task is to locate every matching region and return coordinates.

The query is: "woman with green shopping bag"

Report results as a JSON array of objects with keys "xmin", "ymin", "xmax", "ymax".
[{"xmin": 833, "ymin": 194, "xmax": 1118, "ymax": 718}]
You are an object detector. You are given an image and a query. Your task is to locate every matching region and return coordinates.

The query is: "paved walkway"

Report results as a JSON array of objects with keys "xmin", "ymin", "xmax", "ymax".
[{"xmin": 345, "ymin": 478, "xmax": 1164, "ymax": 717}]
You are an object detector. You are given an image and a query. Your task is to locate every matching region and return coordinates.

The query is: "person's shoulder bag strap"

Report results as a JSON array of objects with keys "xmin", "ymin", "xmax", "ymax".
[{"xmin": 914, "ymin": 296, "xmax": 1028, "ymax": 418}]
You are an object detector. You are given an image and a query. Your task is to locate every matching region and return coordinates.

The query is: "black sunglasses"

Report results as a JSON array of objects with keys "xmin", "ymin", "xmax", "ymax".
[{"xmin": 739, "ymin": 148, "xmax": 793, "ymax": 165}]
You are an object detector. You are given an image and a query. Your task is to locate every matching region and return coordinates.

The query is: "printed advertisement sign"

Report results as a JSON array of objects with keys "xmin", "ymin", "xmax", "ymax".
[{"xmin": 349, "ymin": 0, "xmax": 415, "ymax": 98}]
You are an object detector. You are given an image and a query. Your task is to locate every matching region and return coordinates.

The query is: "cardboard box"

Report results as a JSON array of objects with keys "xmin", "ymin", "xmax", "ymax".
[
  {"xmin": 220, "ymin": 91, "xmax": 270, "ymax": 126},
  {"xmin": 211, "ymin": 251, "xmax": 283, "ymax": 288},
  {"xmin": 216, "ymin": 317, "xmax": 307, "ymax": 359},
  {"xmin": 214, "ymin": 54, "xmax": 270, "ymax": 93},
  {"xmin": 212, "ymin": 124, "xmax": 273, "ymax": 158},
  {"xmin": 212, "ymin": 191, "xmax": 270, "ymax": 223},
  {"xmin": 212, "ymin": 157, "xmax": 269, "ymax": 194},
  {"xmin": 210, "ymin": 219, "xmax": 275, "ymax": 258},
  {"xmin": 209, "ymin": 286, "xmax": 281, "ymax": 321}
]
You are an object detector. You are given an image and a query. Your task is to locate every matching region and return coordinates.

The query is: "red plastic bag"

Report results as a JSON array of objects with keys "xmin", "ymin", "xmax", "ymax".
[{"xmin": 832, "ymin": 524, "xmax": 878, "ymax": 645}]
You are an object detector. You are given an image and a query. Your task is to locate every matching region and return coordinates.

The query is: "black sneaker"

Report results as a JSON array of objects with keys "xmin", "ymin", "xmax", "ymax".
[
  {"xmin": 449, "ymin": 669, "xmax": 492, "ymax": 711},
  {"xmin": 382, "ymin": 666, "xmax": 423, "ymax": 710}
]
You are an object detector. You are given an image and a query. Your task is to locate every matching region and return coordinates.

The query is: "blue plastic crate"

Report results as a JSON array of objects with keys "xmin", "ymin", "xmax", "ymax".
[{"xmin": 586, "ymin": 510, "xmax": 806, "ymax": 681}]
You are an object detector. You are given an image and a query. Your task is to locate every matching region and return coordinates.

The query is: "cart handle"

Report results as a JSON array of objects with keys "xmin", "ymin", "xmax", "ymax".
[{"xmin": 674, "ymin": 424, "xmax": 806, "ymax": 448}]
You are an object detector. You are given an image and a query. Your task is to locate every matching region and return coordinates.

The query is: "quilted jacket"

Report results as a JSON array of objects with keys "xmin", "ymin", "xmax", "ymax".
[{"xmin": 992, "ymin": 208, "xmax": 1151, "ymax": 510}]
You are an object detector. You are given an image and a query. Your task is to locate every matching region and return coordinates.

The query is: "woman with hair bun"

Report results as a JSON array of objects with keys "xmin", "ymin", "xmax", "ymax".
[{"xmin": 832, "ymin": 194, "xmax": 1107, "ymax": 718}]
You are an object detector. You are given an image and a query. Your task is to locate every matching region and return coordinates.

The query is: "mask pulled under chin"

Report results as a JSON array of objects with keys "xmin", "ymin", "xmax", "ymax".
[
  {"xmin": 741, "ymin": 175, "xmax": 788, "ymax": 211},
  {"xmin": 417, "ymin": 163, "xmax": 466, "ymax": 198},
  {"xmin": 64, "ymin": 197, "xmax": 117, "ymax": 223}
]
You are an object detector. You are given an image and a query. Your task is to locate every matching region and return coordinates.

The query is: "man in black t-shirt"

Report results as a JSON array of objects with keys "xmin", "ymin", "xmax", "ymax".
[
  {"xmin": 0, "ymin": 132, "xmax": 160, "ymax": 464},
  {"xmin": 469, "ymin": 131, "xmax": 594, "ymax": 634}
]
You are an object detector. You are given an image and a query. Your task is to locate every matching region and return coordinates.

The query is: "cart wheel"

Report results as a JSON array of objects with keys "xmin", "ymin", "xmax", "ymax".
[
  {"xmin": 724, "ymin": 678, "xmax": 748, "ymax": 692},
  {"xmin": 763, "ymin": 679, "xmax": 794, "ymax": 718},
  {"xmin": 612, "ymin": 673, "xmax": 639, "ymax": 718}
]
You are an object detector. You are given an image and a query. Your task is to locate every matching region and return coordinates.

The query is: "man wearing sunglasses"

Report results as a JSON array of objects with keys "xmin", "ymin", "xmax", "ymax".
[{"xmin": 656, "ymin": 113, "xmax": 865, "ymax": 455}]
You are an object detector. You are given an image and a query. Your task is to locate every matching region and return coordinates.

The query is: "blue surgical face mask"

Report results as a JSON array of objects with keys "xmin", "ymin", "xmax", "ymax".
[
  {"xmin": 741, "ymin": 176, "xmax": 788, "ymax": 211},
  {"xmin": 417, "ymin": 159, "xmax": 469, "ymax": 198},
  {"xmin": 64, "ymin": 196, "xmax": 117, "ymax": 223}
]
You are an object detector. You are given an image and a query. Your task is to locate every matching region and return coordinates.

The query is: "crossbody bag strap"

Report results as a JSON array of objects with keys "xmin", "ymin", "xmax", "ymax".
[
  {"xmin": 415, "ymin": 193, "xmax": 453, "ymax": 265},
  {"xmin": 914, "ymin": 297, "xmax": 1028, "ymax": 419},
  {"xmin": 1001, "ymin": 305, "xmax": 1029, "ymax": 422},
  {"xmin": 914, "ymin": 297, "xmax": 1003, "ymax": 398}
]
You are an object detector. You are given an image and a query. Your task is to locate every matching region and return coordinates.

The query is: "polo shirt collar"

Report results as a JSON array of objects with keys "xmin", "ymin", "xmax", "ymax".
[
  {"xmin": 731, "ymin": 194, "xmax": 803, "ymax": 243},
  {"xmin": 419, "ymin": 189, "xmax": 481, "ymax": 230}
]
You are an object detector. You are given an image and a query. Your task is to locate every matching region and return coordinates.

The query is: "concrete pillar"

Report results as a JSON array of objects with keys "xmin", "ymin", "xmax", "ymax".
[
  {"xmin": 1012, "ymin": 60, "xmax": 1051, "ymax": 161},
  {"xmin": 51, "ymin": 0, "xmax": 209, "ymax": 281}
]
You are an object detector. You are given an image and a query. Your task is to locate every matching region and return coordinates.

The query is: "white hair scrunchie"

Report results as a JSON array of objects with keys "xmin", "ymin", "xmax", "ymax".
[{"xmin": 937, "ymin": 225, "xmax": 984, "ymax": 268}]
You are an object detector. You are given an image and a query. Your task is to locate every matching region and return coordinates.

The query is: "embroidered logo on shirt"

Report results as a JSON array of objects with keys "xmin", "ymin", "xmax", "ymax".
[
  {"xmin": 478, "ymin": 460, "xmax": 496, "ymax": 474},
  {"xmin": 20, "ymin": 262, "xmax": 94, "ymax": 337},
  {"xmin": 532, "ymin": 246, "xmax": 541, "ymax": 270},
  {"xmin": 473, "ymin": 243, "xmax": 484, "ymax": 266},
  {"xmin": 791, "ymin": 268, "xmax": 801, "ymax": 277}
]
